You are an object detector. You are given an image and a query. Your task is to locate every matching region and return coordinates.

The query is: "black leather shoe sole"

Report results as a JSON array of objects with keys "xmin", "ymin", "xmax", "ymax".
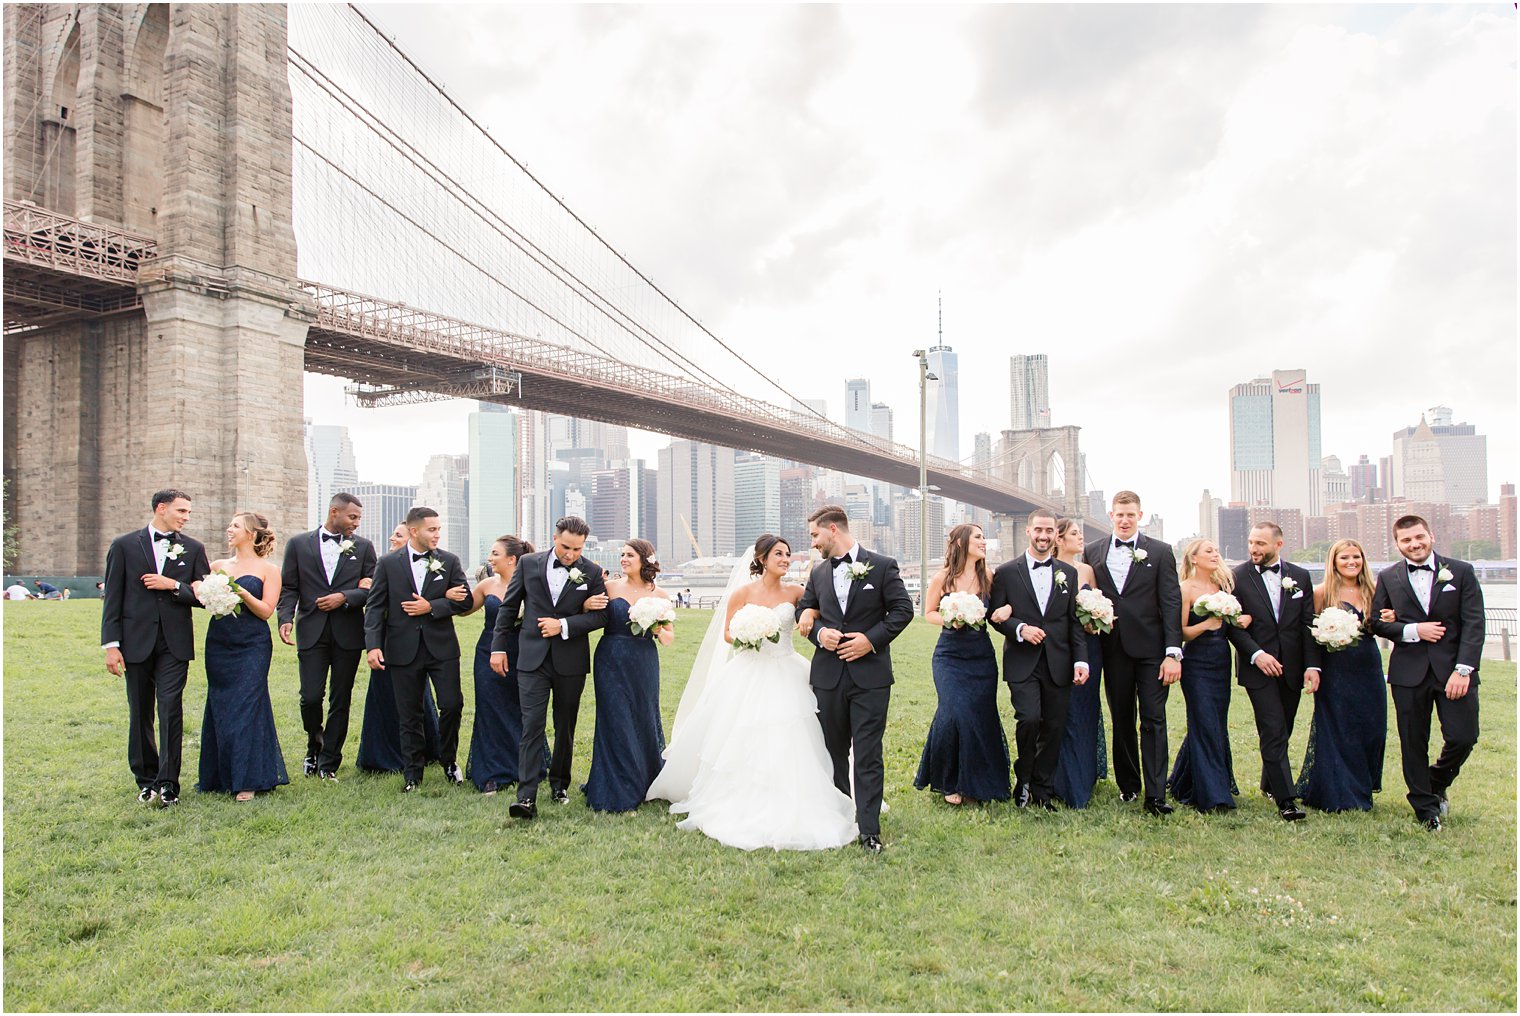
[
  {"xmin": 509, "ymin": 800, "xmax": 537, "ymax": 819},
  {"xmin": 1143, "ymin": 798, "xmax": 1174, "ymax": 816}
]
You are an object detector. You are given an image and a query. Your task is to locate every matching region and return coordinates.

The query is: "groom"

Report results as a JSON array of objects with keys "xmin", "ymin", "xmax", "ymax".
[{"xmin": 798, "ymin": 504, "xmax": 914, "ymax": 853}]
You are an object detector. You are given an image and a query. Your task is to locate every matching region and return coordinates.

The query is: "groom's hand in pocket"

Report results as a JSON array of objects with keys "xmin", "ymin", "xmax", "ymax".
[{"xmin": 836, "ymin": 632, "xmax": 875, "ymax": 661}]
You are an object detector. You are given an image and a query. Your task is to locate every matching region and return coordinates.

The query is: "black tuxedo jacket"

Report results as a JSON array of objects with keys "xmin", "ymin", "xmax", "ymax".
[
  {"xmin": 100, "ymin": 527, "xmax": 211, "ymax": 663},
  {"xmin": 1369, "ymin": 555, "xmax": 1485, "ymax": 688},
  {"xmin": 363, "ymin": 547, "xmax": 471, "ymax": 666},
  {"xmin": 797, "ymin": 548, "xmax": 915, "ymax": 690},
  {"xmin": 1083, "ymin": 533, "xmax": 1183, "ymax": 660},
  {"xmin": 277, "ymin": 529, "xmax": 377, "ymax": 652},
  {"xmin": 988, "ymin": 557, "xmax": 1087, "ymax": 685},
  {"xmin": 1225, "ymin": 560, "xmax": 1315, "ymax": 687},
  {"xmin": 490, "ymin": 551, "xmax": 608, "ymax": 675}
]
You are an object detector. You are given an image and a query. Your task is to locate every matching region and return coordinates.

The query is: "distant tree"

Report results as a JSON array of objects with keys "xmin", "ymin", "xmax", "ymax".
[
  {"xmin": 2, "ymin": 479, "xmax": 16, "ymax": 573},
  {"xmin": 1449, "ymin": 540, "xmax": 1499, "ymax": 561},
  {"xmin": 1291, "ymin": 540, "xmax": 1334, "ymax": 564}
]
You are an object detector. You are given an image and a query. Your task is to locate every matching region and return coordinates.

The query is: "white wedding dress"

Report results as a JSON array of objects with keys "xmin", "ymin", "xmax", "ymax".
[{"xmin": 646, "ymin": 601, "xmax": 858, "ymax": 851}]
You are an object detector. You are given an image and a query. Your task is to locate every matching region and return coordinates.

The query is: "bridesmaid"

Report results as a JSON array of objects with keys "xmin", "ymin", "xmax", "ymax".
[
  {"xmin": 1168, "ymin": 538, "xmax": 1240, "ymax": 812},
  {"xmin": 461, "ymin": 536, "xmax": 548, "ymax": 794},
  {"xmin": 194, "ymin": 512, "xmax": 289, "ymax": 801},
  {"xmin": 581, "ymin": 540, "xmax": 673, "ymax": 812},
  {"xmin": 914, "ymin": 523, "xmax": 1011, "ymax": 805},
  {"xmin": 1296, "ymin": 538, "xmax": 1387, "ymax": 811},
  {"xmin": 1051, "ymin": 518, "xmax": 1109, "ymax": 808},
  {"xmin": 356, "ymin": 523, "xmax": 443, "ymax": 772}
]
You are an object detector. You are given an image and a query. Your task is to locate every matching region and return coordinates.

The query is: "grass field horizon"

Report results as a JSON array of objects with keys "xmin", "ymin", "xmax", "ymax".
[{"xmin": 4, "ymin": 601, "xmax": 1515, "ymax": 1011}]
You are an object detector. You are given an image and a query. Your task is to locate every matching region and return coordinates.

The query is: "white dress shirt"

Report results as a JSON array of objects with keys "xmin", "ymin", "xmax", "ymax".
[
  {"xmin": 408, "ymin": 548, "xmax": 432, "ymax": 594},
  {"xmin": 1256, "ymin": 561, "xmax": 1284, "ymax": 620},
  {"xmin": 1401, "ymin": 555, "xmax": 1436, "ymax": 642},
  {"xmin": 149, "ymin": 524, "xmax": 172, "ymax": 574},
  {"xmin": 545, "ymin": 554, "xmax": 579, "ymax": 640},
  {"xmin": 319, "ymin": 527, "xmax": 343, "ymax": 584},
  {"xmin": 1106, "ymin": 534, "xmax": 1138, "ymax": 592},
  {"xmin": 832, "ymin": 541, "xmax": 861, "ymax": 612}
]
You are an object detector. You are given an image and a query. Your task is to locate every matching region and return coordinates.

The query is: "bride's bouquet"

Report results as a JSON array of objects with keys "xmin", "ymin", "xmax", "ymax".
[
  {"xmin": 1311, "ymin": 606, "xmax": 1363, "ymax": 652},
  {"xmin": 729, "ymin": 603, "xmax": 783, "ymax": 653},
  {"xmin": 1074, "ymin": 588, "xmax": 1116, "ymax": 634},
  {"xmin": 196, "ymin": 572, "xmax": 244, "ymax": 618},
  {"xmin": 1193, "ymin": 590, "xmax": 1244, "ymax": 626},
  {"xmin": 628, "ymin": 596, "xmax": 675, "ymax": 637},
  {"xmin": 938, "ymin": 591, "xmax": 987, "ymax": 630}
]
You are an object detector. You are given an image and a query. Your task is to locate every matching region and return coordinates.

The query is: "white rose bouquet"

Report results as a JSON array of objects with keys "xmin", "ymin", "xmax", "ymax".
[
  {"xmin": 628, "ymin": 596, "xmax": 675, "ymax": 637},
  {"xmin": 196, "ymin": 572, "xmax": 244, "ymax": 618},
  {"xmin": 1311, "ymin": 606, "xmax": 1363, "ymax": 652},
  {"xmin": 729, "ymin": 603, "xmax": 782, "ymax": 653},
  {"xmin": 1193, "ymin": 590, "xmax": 1245, "ymax": 626},
  {"xmin": 938, "ymin": 591, "xmax": 987, "ymax": 630},
  {"xmin": 1075, "ymin": 588, "xmax": 1116, "ymax": 634}
]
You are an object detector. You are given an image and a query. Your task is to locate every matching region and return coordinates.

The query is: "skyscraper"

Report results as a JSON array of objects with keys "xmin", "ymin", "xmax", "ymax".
[
  {"xmin": 734, "ymin": 454, "xmax": 782, "ymax": 551},
  {"xmin": 869, "ymin": 402, "xmax": 894, "ymax": 444},
  {"xmin": 1009, "ymin": 354, "xmax": 1050, "ymax": 431},
  {"xmin": 658, "ymin": 440, "xmax": 735, "ymax": 562},
  {"xmin": 342, "ymin": 482, "xmax": 417, "ymax": 548},
  {"xmin": 973, "ymin": 432, "xmax": 993, "ymax": 472},
  {"xmin": 1348, "ymin": 454, "xmax": 1378, "ymax": 501},
  {"xmin": 589, "ymin": 460, "xmax": 657, "ymax": 546},
  {"xmin": 468, "ymin": 404, "xmax": 518, "ymax": 570},
  {"xmin": 1228, "ymin": 369, "xmax": 1322, "ymax": 515},
  {"xmin": 845, "ymin": 379, "xmax": 871, "ymax": 433},
  {"xmin": 1389, "ymin": 407, "xmax": 1489, "ymax": 505},
  {"xmin": 305, "ymin": 423, "xmax": 358, "ymax": 529},
  {"xmin": 926, "ymin": 344, "xmax": 959, "ymax": 462},
  {"xmin": 417, "ymin": 453, "xmax": 468, "ymax": 557},
  {"xmin": 1320, "ymin": 454, "xmax": 1350, "ymax": 508},
  {"xmin": 1199, "ymin": 489, "xmax": 1222, "ymax": 543}
]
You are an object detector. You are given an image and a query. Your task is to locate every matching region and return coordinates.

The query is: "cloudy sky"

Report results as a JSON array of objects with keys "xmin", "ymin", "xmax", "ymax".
[{"xmin": 298, "ymin": 2, "xmax": 1515, "ymax": 539}]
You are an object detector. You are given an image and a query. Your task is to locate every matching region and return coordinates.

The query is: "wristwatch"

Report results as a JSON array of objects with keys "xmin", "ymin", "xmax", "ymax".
[
  {"xmin": 1455, "ymin": 664, "xmax": 1473, "ymax": 677},
  {"xmin": 1166, "ymin": 649, "xmax": 1183, "ymax": 661}
]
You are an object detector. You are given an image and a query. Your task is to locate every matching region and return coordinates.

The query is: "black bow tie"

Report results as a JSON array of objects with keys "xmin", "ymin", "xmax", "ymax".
[
  {"xmin": 153, "ymin": 531, "xmax": 174, "ymax": 543},
  {"xmin": 322, "ymin": 531, "xmax": 343, "ymax": 543},
  {"xmin": 552, "ymin": 558, "xmax": 570, "ymax": 569},
  {"xmin": 412, "ymin": 551, "xmax": 431, "ymax": 562},
  {"xmin": 831, "ymin": 556, "xmax": 851, "ymax": 568},
  {"xmin": 1114, "ymin": 539, "xmax": 1134, "ymax": 550},
  {"xmin": 1408, "ymin": 562, "xmax": 1432, "ymax": 573},
  {"xmin": 1031, "ymin": 558, "xmax": 1053, "ymax": 569},
  {"xmin": 1258, "ymin": 562, "xmax": 1280, "ymax": 574}
]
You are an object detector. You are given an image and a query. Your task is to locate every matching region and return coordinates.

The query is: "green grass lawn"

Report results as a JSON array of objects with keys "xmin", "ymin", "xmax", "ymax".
[{"xmin": 4, "ymin": 601, "xmax": 1515, "ymax": 1011}]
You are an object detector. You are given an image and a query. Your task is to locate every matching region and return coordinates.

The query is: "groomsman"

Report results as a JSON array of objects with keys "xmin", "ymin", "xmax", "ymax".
[
  {"xmin": 490, "ymin": 516, "xmax": 608, "ymax": 818},
  {"xmin": 1369, "ymin": 514, "xmax": 1484, "ymax": 831},
  {"xmin": 989, "ymin": 508, "xmax": 1088, "ymax": 809},
  {"xmin": 100, "ymin": 489, "xmax": 211, "ymax": 806},
  {"xmin": 1083, "ymin": 490, "xmax": 1182, "ymax": 815},
  {"xmin": 1225, "ymin": 522, "xmax": 1309, "ymax": 821},
  {"xmin": 278, "ymin": 492, "xmax": 377, "ymax": 780},
  {"xmin": 364, "ymin": 506, "xmax": 471, "ymax": 792}
]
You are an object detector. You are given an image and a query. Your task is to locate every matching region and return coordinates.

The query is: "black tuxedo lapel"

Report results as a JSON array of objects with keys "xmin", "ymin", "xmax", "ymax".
[
  {"xmin": 843, "ymin": 551, "xmax": 873, "ymax": 620},
  {"xmin": 817, "ymin": 559, "xmax": 845, "ymax": 618},
  {"xmin": 1042, "ymin": 566, "xmax": 1066, "ymax": 620},
  {"xmin": 1010, "ymin": 557, "xmax": 1036, "ymax": 614},
  {"xmin": 1090, "ymin": 537, "xmax": 1119, "ymax": 600},
  {"xmin": 139, "ymin": 528, "xmax": 158, "ymax": 575},
  {"xmin": 1391, "ymin": 560, "xmax": 1428, "ymax": 619}
]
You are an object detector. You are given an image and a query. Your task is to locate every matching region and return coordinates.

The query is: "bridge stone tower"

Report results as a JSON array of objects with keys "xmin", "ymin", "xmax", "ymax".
[{"xmin": 4, "ymin": 4, "xmax": 312, "ymax": 575}]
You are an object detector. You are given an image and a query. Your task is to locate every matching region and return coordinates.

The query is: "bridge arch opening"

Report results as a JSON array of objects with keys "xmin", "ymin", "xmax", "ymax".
[
  {"xmin": 42, "ymin": 21, "xmax": 80, "ymax": 216},
  {"xmin": 123, "ymin": 4, "xmax": 169, "ymax": 232}
]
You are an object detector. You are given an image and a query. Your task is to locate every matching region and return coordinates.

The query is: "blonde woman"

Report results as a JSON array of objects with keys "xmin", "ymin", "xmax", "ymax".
[
  {"xmin": 1166, "ymin": 538, "xmax": 1241, "ymax": 813},
  {"xmin": 1295, "ymin": 539, "xmax": 1385, "ymax": 812}
]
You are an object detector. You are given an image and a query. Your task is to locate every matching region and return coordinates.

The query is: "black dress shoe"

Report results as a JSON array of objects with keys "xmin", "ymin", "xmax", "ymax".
[
  {"xmin": 158, "ymin": 788, "xmax": 179, "ymax": 807},
  {"xmin": 550, "ymin": 788, "xmax": 569, "ymax": 805},
  {"xmin": 858, "ymin": 834, "xmax": 883, "ymax": 854},
  {"xmin": 401, "ymin": 781, "xmax": 418, "ymax": 794},
  {"xmin": 1014, "ymin": 784, "xmax": 1032, "ymax": 809},
  {"xmin": 483, "ymin": 780, "xmax": 498, "ymax": 796},
  {"xmin": 1119, "ymin": 790, "xmax": 1139, "ymax": 803},
  {"xmin": 509, "ymin": 799, "xmax": 537, "ymax": 820},
  {"xmin": 1143, "ymin": 797, "xmax": 1173, "ymax": 816},
  {"xmin": 303, "ymin": 755, "xmax": 318, "ymax": 777},
  {"xmin": 1423, "ymin": 815, "xmax": 1442, "ymax": 832},
  {"xmin": 318, "ymin": 770, "xmax": 339, "ymax": 783},
  {"xmin": 1278, "ymin": 801, "xmax": 1306, "ymax": 822},
  {"xmin": 136, "ymin": 787, "xmax": 156, "ymax": 804},
  {"xmin": 1038, "ymin": 799, "xmax": 1059, "ymax": 812},
  {"xmin": 444, "ymin": 763, "xmax": 465, "ymax": 785}
]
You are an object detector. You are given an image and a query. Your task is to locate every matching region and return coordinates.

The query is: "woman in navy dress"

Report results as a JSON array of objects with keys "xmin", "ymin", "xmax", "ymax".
[
  {"xmin": 1296, "ymin": 538, "xmax": 1386, "ymax": 812},
  {"xmin": 1051, "ymin": 518, "xmax": 1108, "ymax": 808},
  {"xmin": 195, "ymin": 512, "xmax": 289, "ymax": 801},
  {"xmin": 915, "ymin": 523, "xmax": 1011, "ymax": 804},
  {"xmin": 461, "ymin": 535, "xmax": 548, "ymax": 794},
  {"xmin": 581, "ymin": 539, "xmax": 672, "ymax": 812},
  {"xmin": 1168, "ymin": 538, "xmax": 1239, "ymax": 812},
  {"xmin": 357, "ymin": 523, "xmax": 442, "ymax": 772}
]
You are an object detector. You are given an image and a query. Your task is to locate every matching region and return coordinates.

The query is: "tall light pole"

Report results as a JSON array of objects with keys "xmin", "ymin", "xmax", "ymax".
[{"xmin": 914, "ymin": 349, "xmax": 938, "ymax": 615}]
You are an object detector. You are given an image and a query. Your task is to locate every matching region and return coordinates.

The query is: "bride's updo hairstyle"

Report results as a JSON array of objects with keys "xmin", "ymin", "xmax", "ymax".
[
  {"xmin": 234, "ymin": 511, "xmax": 276, "ymax": 558},
  {"xmin": 749, "ymin": 534, "xmax": 790, "ymax": 576},
  {"xmin": 625, "ymin": 538, "xmax": 660, "ymax": 584}
]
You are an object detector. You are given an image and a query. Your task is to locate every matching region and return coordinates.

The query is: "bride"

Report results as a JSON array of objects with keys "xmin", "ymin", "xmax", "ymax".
[{"xmin": 646, "ymin": 534, "xmax": 857, "ymax": 851}]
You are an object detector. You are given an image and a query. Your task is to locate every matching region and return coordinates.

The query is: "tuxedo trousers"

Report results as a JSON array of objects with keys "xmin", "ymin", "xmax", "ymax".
[
  {"xmin": 814, "ymin": 675, "xmax": 890, "ymax": 837},
  {"xmin": 391, "ymin": 641, "xmax": 463, "ymax": 783},
  {"xmin": 516, "ymin": 662, "xmax": 587, "ymax": 801},
  {"xmin": 1244, "ymin": 680, "xmax": 1298, "ymax": 804},
  {"xmin": 124, "ymin": 629, "xmax": 189, "ymax": 794},
  {"xmin": 1007, "ymin": 657, "xmax": 1072, "ymax": 803},
  {"xmin": 1391, "ymin": 667, "xmax": 1479, "ymax": 821},
  {"xmin": 1101, "ymin": 643, "xmax": 1170, "ymax": 800},
  {"xmin": 297, "ymin": 630, "xmax": 362, "ymax": 772}
]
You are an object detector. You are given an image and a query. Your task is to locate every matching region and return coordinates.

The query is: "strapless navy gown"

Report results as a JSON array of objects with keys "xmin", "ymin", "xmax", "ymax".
[
  {"xmin": 197, "ymin": 576, "xmax": 290, "ymax": 795},
  {"xmin": 357, "ymin": 662, "xmax": 442, "ymax": 772},
  {"xmin": 1296, "ymin": 604, "xmax": 1386, "ymax": 812},
  {"xmin": 583, "ymin": 598, "xmax": 666, "ymax": 812},
  {"xmin": 1168, "ymin": 609, "xmax": 1237, "ymax": 811},
  {"xmin": 467, "ymin": 596, "xmax": 549, "ymax": 791},
  {"xmin": 1053, "ymin": 624, "xmax": 1108, "ymax": 808},
  {"xmin": 914, "ymin": 620, "xmax": 1011, "ymax": 802}
]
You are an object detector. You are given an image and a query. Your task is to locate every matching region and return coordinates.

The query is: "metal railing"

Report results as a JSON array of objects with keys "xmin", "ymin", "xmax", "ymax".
[{"xmin": 2, "ymin": 200, "xmax": 157, "ymax": 283}]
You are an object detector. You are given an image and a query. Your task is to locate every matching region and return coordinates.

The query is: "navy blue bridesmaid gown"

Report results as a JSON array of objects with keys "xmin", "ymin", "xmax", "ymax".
[
  {"xmin": 914, "ymin": 616, "xmax": 1011, "ymax": 802},
  {"xmin": 197, "ymin": 576, "xmax": 290, "ymax": 795},
  {"xmin": 467, "ymin": 594, "xmax": 549, "ymax": 791},
  {"xmin": 583, "ymin": 597, "xmax": 667, "ymax": 812},
  {"xmin": 1296, "ymin": 603, "xmax": 1386, "ymax": 812},
  {"xmin": 1052, "ymin": 624, "xmax": 1108, "ymax": 808},
  {"xmin": 1168, "ymin": 607, "xmax": 1238, "ymax": 811},
  {"xmin": 357, "ymin": 661, "xmax": 442, "ymax": 773}
]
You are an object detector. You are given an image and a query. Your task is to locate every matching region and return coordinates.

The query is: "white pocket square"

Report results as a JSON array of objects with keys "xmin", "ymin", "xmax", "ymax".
[
  {"xmin": 863, "ymin": 583, "xmax": 875, "ymax": 590},
  {"xmin": 1442, "ymin": 583, "xmax": 1456, "ymax": 592},
  {"xmin": 1291, "ymin": 590, "xmax": 1303, "ymax": 599},
  {"xmin": 576, "ymin": 583, "xmax": 589, "ymax": 591}
]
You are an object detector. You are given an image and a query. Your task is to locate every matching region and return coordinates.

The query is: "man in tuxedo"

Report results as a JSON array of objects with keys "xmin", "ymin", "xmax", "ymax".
[
  {"xmin": 1083, "ymin": 490, "xmax": 1182, "ymax": 815},
  {"xmin": 278, "ymin": 492, "xmax": 377, "ymax": 780},
  {"xmin": 490, "ymin": 516, "xmax": 608, "ymax": 818},
  {"xmin": 797, "ymin": 505, "xmax": 914, "ymax": 853},
  {"xmin": 1225, "ymin": 522, "xmax": 1310, "ymax": 821},
  {"xmin": 1369, "ymin": 514, "xmax": 1484, "ymax": 831},
  {"xmin": 364, "ymin": 506, "xmax": 471, "ymax": 792},
  {"xmin": 989, "ymin": 508, "xmax": 1088, "ymax": 809},
  {"xmin": 100, "ymin": 488, "xmax": 211, "ymax": 806}
]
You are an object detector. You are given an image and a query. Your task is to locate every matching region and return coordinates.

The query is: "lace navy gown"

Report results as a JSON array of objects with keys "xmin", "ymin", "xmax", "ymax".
[
  {"xmin": 467, "ymin": 594, "xmax": 549, "ymax": 791},
  {"xmin": 1052, "ymin": 601, "xmax": 1109, "ymax": 809},
  {"xmin": 914, "ymin": 609, "xmax": 1011, "ymax": 802},
  {"xmin": 197, "ymin": 576, "xmax": 290, "ymax": 795},
  {"xmin": 1296, "ymin": 604, "xmax": 1386, "ymax": 811},
  {"xmin": 583, "ymin": 597, "xmax": 667, "ymax": 812},
  {"xmin": 1168, "ymin": 606, "xmax": 1238, "ymax": 811},
  {"xmin": 357, "ymin": 658, "xmax": 442, "ymax": 772}
]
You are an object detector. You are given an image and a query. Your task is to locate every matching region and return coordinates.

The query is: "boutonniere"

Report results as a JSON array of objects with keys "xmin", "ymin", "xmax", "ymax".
[
  {"xmin": 845, "ymin": 561, "xmax": 873, "ymax": 581},
  {"xmin": 338, "ymin": 538, "xmax": 356, "ymax": 557},
  {"xmin": 427, "ymin": 557, "xmax": 445, "ymax": 574},
  {"xmin": 1054, "ymin": 571, "xmax": 1068, "ymax": 589},
  {"xmin": 1436, "ymin": 566, "xmax": 1452, "ymax": 583},
  {"xmin": 568, "ymin": 567, "xmax": 586, "ymax": 585},
  {"xmin": 165, "ymin": 542, "xmax": 185, "ymax": 560},
  {"xmin": 1130, "ymin": 547, "xmax": 1147, "ymax": 564},
  {"xmin": 1279, "ymin": 576, "xmax": 1297, "ymax": 593}
]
